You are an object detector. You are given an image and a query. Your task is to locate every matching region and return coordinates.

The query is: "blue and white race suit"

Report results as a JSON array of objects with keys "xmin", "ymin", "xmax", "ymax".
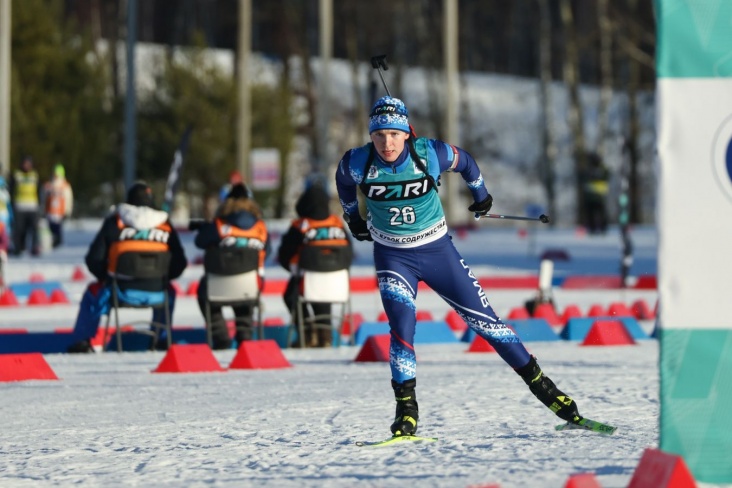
[{"xmin": 336, "ymin": 137, "xmax": 531, "ymax": 383}]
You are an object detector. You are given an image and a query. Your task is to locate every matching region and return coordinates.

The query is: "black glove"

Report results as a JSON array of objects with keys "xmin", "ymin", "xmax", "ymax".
[
  {"xmin": 347, "ymin": 217, "xmax": 373, "ymax": 242},
  {"xmin": 468, "ymin": 194, "xmax": 493, "ymax": 217}
]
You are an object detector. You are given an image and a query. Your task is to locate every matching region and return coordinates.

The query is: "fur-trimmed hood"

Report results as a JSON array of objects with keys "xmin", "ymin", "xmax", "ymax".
[{"xmin": 117, "ymin": 203, "xmax": 170, "ymax": 229}]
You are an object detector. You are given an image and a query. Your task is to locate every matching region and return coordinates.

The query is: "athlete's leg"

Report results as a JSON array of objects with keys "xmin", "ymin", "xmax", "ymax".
[
  {"xmin": 374, "ymin": 243, "xmax": 421, "ymax": 383},
  {"xmin": 421, "ymin": 236, "xmax": 581, "ymax": 422},
  {"xmin": 419, "ymin": 236, "xmax": 530, "ymax": 368},
  {"xmin": 374, "ymin": 243, "xmax": 422, "ymax": 435}
]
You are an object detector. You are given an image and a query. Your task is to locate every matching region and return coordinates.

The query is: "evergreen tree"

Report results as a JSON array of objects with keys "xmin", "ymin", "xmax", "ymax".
[
  {"xmin": 11, "ymin": 0, "xmax": 114, "ymax": 213},
  {"xmin": 138, "ymin": 35, "xmax": 295, "ymax": 216}
]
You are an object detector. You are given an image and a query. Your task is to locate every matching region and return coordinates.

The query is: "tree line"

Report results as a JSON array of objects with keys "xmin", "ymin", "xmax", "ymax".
[{"xmin": 7, "ymin": 0, "xmax": 655, "ymax": 222}]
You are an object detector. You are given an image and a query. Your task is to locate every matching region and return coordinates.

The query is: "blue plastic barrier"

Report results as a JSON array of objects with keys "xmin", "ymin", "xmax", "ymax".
[
  {"xmin": 353, "ymin": 320, "xmax": 458, "ymax": 346},
  {"xmin": 0, "ymin": 332, "xmax": 77, "ymax": 354},
  {"xmin": 9, "ymin": 281, "xmax": 64, "ymax": 299},
  {"xmin": 352, "ymin": 322, "xmax": 392, "ymax": 346},
  {"xmin": 560, "ymin": 316, "xmax": 649, "ymax": 341},
  {"xmin": 506, "ymin": 318, "xmax": 560, "ymax": 341},
  {"xmin": 461, "ymin": 318, "xmax": 558, "ymax": 343},
  {"xmin": 261, "ymin": 325, "xmax": 294, "ymax": 349}
]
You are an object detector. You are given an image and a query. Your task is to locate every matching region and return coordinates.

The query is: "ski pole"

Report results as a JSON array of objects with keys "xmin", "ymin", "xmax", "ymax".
[
  {"xmin": 370, "ymin": 54, "xmax": 419, "ymax": 137},
  {"xmin": 474, "ymin": 213, "xmax": 550, "ymax": 223},
  {"xmin": 370, "ymin": 55, "xmax": 392, "ymax": 97}
]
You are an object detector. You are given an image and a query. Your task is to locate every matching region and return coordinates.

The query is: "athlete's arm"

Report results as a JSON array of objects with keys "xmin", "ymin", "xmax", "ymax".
[
  {"xmin": 335, "ymin": 150, "xmax": 360, "ymax": 219},
  {"xmin": 433, "ymin": 140, "xmax": 490, "ymax": 203}
]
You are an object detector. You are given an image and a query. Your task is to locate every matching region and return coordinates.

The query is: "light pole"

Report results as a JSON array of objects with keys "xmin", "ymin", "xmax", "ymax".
[
  {"xmin": 0, "ymin": 0, "xmax": 11, "ymax": 176},
  {"xmin": 236, "ymin": 0, "xmax": 252, "ymax": 185},
  {"xmin": 123, "ymin": 0, "xmax": 138, "ymax": 191}
]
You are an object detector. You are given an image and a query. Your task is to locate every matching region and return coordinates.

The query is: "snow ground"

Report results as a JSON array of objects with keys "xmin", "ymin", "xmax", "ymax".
[{"xmin": 0, "ymin": 221, "xmax": 719, "ymax": 488}]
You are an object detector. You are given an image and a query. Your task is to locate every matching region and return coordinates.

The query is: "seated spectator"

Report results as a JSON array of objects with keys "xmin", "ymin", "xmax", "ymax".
[
  {"xmin": 67, "ymin": 182, "xmax": 187, "ymax": 353},
  {"xmin": 277, "ymin": 184, "xmax": 353, "ymax": 347},
  {"xmin": 194, "ymin": 183, "xmax": 270, "ymax": 349}
]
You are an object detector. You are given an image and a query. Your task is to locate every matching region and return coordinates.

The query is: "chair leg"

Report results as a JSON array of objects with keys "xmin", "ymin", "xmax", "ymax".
[
  {"xmin": 113, "ymin": 290, "xmax": 122, "ymax": 353},
  {"xmin": 297, "ymin": 298, "xmax": 306, "ymax": 349},
  {"xmin": 256, "ymin": 300, "xmax": 263, "ymax": 341},
  {"xmin": 164, "ymin": 292, "xmax": 172, "ymax": 349},
  {"xmin": 204, "ymin": 301, "xmax": 213, "ymax": 348},
  {"xmin": 103, "ymin": 313, "xmax": 111, "ymax": 352}
]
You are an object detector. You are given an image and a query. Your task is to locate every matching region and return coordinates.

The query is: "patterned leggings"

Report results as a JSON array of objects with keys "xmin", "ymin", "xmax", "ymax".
[{"xmin": 373, "ymin": 235, "xmax": 531, "ymax": 383}]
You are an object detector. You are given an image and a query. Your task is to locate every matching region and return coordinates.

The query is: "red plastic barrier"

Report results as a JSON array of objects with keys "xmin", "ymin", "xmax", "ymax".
[
  {"xmin": 0, "ymin": 353, "xmax": 59, "ymax": 382},
  {"xmin": 0, "ymin": 289, "xmax": 19, "ymax": 306},
  {"xmin": 50, "ymin": 289, "xmax": 70, "ymax": 304},
  {"xmin": 229, "ymin": 340, "xmax": 291, "ymax": 370},
  {"xmin": 507, "ymin": 307, "xmax": 530, "ymax": 320},
  {"xmin": 581, "ymin": 320, "xmax": 636, "ymax": 346},
  {"xmin": 71, "ymin": 266, "xmax": 87, "ymax": 281},
  {"xmin": 342, "ymin": 313, "xmax": 364, "ymax": 335},
  {"xmin": 467, "ymin": 336, "xmax": 496, "ymax": 353},
  {"xmin": 607, "ymin": 302, "xmax": 633, "ymax": 317},
  {"xmin": 152, "ymin": 344, "xmax": 225, "ymax": 373},
  {"xmin": 564, "ymin": 473, "xmax": 602, "ymax": 488},
  {"xmin": 28, "ymin": 273, "xmax": 45, "ymax": 283},
  {"xmin": 27, "ymin": 289, "xmax": 50, "ymax": 305},
  {"xmin": 444, "ymin": 309, "xmax": 467, "ymax": 332},
  {"xmin": 627, "ymin": 448, "xmax": 696, "ymax": 488},
  {"xmin": 354, "ymin": 334, "xmax": 390, "ymax": 362},
  {"xmin": 533, "ymin": 302, "xmax": 561, "ymax": 325},
  {"xmin": 186, "ymin": 280, "xmax": 199, "ymax": 296},
  {"xmin": 631, "ymin": 299, "xmax": 655, "ymax": 320},
  {"xmin": 415, "ymin": 310, "xmax": 433, "ymax": 321},
  {"xmin": 587, "ymin": 304, "xmax": 607, "ymax": 317},
  {"xmin": 560, "ymin": 304, "xmax": 583, "ymax": 324}
]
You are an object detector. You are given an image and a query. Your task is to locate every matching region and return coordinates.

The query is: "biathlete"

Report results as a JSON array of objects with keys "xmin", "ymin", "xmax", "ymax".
[{"xmin": 335, "ymin": 96, "xmax": 583, "ymax": 437}]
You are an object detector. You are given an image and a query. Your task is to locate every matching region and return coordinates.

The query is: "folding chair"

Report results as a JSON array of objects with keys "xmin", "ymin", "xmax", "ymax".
[
  {"xmin": 103, "ymin": 251, "xmax": 173, "ymax": 353},
  {"xmin": 291, "ymin": 245, "xmax": 352, "ymax": 348},
  {"xmin": 203, "ymin": 246, "xmax": 263, "ymax": 347}
]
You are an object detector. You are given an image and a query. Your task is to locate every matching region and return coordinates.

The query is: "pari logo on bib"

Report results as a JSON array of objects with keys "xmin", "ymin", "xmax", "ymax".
[{"xmin": 712, "ymin": 113, "xmax": 732, "ymax": 203}]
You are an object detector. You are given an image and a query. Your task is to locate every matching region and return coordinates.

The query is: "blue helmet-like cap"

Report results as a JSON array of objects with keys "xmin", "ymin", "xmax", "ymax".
[{"xmin": 368, "ymin": 96, "xmax": 410, "ymax": 134}]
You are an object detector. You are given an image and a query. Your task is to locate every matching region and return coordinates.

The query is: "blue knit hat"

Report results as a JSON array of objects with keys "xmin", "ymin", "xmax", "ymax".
[{"xmin": 368, "ymin": 96, "xmax": 410, "ymax": 134}]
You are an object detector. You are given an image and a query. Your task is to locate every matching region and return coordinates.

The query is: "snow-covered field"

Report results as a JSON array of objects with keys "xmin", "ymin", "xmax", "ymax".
[{"xmin": 0, "ymin": 220, "xmax": 713, "ymax": 487}]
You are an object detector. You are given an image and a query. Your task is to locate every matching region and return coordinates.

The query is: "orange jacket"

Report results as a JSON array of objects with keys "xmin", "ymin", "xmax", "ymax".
[
  {"xmin": 107, "ymin": 217, "xmax": 174, "ymax": 275},
  {"xmin": 214, "ymin": 218, "xmax": 269, "ymax": 273},
  {"xmin": 278, "ymin": 215, "xmax": 351, "ymax": 271}
]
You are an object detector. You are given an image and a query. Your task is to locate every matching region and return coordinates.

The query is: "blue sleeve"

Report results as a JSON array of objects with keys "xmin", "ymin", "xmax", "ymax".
[
  {"xmin": 335, "ymin": 149, "xmax": 360, "ymax": 219},
  {"xmin": 432, "ymin": 140, "xmax": 489, "ymax": 203}
]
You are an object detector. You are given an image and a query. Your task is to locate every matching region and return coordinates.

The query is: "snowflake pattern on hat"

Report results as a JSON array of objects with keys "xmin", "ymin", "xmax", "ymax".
[{"xmin": 369, "ymin": 96, "xmax": 410, "ymax": 133}]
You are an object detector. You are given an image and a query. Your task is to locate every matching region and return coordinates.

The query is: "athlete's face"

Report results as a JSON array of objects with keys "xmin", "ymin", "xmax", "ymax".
[{"xmin": 370, "ymin": 130, "xmax": 410, "ymax": 163}]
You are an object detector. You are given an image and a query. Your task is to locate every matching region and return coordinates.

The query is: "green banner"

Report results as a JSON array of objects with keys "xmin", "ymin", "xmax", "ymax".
[
  {"xmin": 657, "ymin": 0, "xmax": 732, "ymax": 482},
  {"xmin": 660, "ymin": 330, "xmax": 732, "ymax": 482},
  {"xmin": 656, "ymin": 0, "xmax": 732, "ymax": 78}
]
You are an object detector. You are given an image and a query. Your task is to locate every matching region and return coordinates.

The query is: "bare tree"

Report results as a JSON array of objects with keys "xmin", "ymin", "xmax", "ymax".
[
  {"xmin": 559, "ymin": 0, "xmax": 588, "ymax": 224},
  {"xmin": 596, "ymin": 0, "xmax": 613, "ymax": 159},
  {"xmin": 618, "ymin": 0, "xmax": 643, "ymax": 223},
  {"xmin": 537, "ymin": 0, "xmax": 556, "ymax": 224}
]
